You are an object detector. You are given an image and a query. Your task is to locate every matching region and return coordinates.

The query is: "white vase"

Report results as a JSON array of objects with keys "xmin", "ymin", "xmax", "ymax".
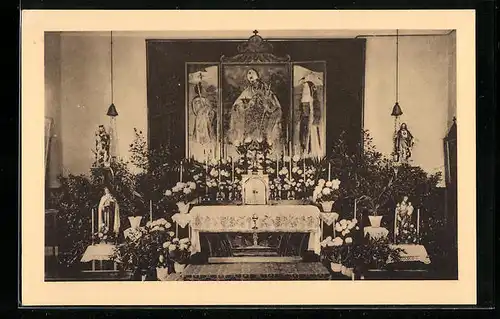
[
  {"xmin": 174, "ymin": 262, "xmax": 186, "ymax": 274},
  {"xmin": 368, "ymin": 215, "xmax": 383, "ymax": 228},
  {"xmin": 176, "ymin": 202, "xmax": 190, "ymax": 215},
  {"xmin": 330, "ymin": 262, "xmax": 342, "ymax": 273},
  {"xmin": 128, "ymin": 216, "xmax": 143, "ymax": 229},
  {"xmin": 156, "ymin": 267, "xmax": 169, "ymax": 281},
  {"xmin": 321, "ymin": 201, "xmax": 334, "ymax": 212}
]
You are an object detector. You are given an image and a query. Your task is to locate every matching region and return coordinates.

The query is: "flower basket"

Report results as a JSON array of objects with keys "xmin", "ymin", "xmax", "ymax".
[
  {"xmin": 368, "ymin": 215, "xmax": 383, "ymax": 228},
  {"xmin": 174, "ymin": 262, "xmax": 186, "ymax": 274},
  {"xmin": 321, "ymin": 201, "xmax": 334, "ymax": 213},
  {"xmin": 156, "ymin": 267, "xmax": 169, "ymax": 281}
]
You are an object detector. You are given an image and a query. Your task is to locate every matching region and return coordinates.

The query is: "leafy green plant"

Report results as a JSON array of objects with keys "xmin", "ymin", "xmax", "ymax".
[{"xmin": 351, "ymin": 237, "xmax": 405, "ymax": 271}]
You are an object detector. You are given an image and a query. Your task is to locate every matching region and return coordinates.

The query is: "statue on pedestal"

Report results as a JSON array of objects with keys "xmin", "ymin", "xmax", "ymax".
[
  {"xmin": 97, "ymin": 186, "xmax": 121, "ymax": 241},
  {"xmin": 393, "ymin": 123, "xmax": 414, "ymax": 163}
]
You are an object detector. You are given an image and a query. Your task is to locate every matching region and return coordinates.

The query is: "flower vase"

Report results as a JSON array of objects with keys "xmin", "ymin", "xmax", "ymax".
[
  {"xmin": 128, "ymin": 216, "xmax": 142, "ymax": 229},
  {"xmin": 368, "ymin": 215, "xmax": 383, "ymax": 228},
  {"xmin": 156, "ymin": 267, "xmax": 169, "ymax": 281},
  {"xmin": 174, "ymin": 262, "xmax": 186, "ymax": 274},
  {"xmin": 321, "ymin": 201, "xmax": 334, "ymax": 212},
  {"xmin": 330, "ymin": 262, "xmax": 342, "ymax": 273},
  {"xmin": 176, "ymin": 202, "xmax": 190, "ymax": 215}
]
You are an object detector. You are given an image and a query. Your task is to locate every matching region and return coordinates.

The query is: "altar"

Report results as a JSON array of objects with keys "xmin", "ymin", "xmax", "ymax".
[{"xmin": 189, "ymin": 204, "xmax": 322, "ymax": 262}]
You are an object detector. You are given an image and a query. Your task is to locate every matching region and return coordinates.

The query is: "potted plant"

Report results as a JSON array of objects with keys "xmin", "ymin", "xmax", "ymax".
[
  {"xmin": 164, "ymin": 181, "xmax": 199, "ymax": 214},
  {"xmin": 166, "ymin": 237, "xmax": 192, "ymax": 273},
  {"xmin": 313, "ymin": 178, "xmax": 341, "ymax": 212},
  {"xmin": 351, "ymin": 237, "xmax": 405, "ymax": 278},
  {"xmin": 320, "ymin": 236, "xmax": 343, "ymax": 272}
]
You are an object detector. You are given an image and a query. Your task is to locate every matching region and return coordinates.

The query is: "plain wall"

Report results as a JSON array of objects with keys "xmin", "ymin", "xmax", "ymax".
[
  {"xmin": 363, "ymin": 34, "xmax": 455, "ymax": 184},
  {"xmin": 45, "ymin": 32, "xmax": 456, "ymax": 181}
]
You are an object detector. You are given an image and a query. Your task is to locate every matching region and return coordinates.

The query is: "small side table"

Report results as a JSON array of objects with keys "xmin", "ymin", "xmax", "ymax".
[{"xmin": 364, "ymin": 226, "xmax": 389, "ymax": 240}]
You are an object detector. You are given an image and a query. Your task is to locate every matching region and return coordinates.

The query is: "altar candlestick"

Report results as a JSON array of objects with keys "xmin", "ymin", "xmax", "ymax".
[
  {"xmin": 303, "ymin": 158, "xmax": 306, "ymax": 182},
  {"xmin": 218, "ymin": 160, "xmax": 222, "ymax": 184},
  {"xmin": 179, "ymin": 160, "xmax": 186, "ymax": 182},
  {"xmin": 394, "ymin": 207, "xmax": 398, "ymax": 244},
  {"xmin": 328, "ymin": 162, "xmax": 331, "ymax": 181},
  {"xmin": 231, "ymin": 157, "xmax": 234, "ymax": 183},
  {"xmin": 91, "ymin": 208, "xmax": 94, "ymax": 244},
  {"xmin": 276, "ymin": 153, "xmax": 279, "ymax": 173},
  {"xmin": 353, "ymin": 199, "xmax": 357, "ymax": 220},
  {"xmin": 417, "ymin": 208, "xmax": 420, "ymax": 237},
  {"xmin": 149, "ymin": 200, "xmax": 153, "ymax": 223}
]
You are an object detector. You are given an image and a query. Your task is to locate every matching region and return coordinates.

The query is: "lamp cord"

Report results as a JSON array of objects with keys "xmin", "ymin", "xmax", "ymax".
[
  {"xmin": 110, "ymin": 30, "xmax": 114, "ymax": 103},
  {"xmin": 396, "ymin": 29, "xmax": 399, "ymax": 103}
]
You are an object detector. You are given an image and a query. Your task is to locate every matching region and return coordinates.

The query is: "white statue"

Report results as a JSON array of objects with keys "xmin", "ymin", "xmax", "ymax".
[{"xmin": 97, "ymin": 186, "xmax": 121, "ymax": 238}]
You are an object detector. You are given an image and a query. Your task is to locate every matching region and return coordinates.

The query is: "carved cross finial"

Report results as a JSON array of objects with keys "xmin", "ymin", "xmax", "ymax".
[{"xmin": 253, "ymin": 30, "xmax": 259, "ymax": 36}]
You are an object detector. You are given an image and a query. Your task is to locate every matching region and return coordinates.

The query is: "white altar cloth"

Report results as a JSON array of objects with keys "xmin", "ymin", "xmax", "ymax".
[
  {"xmin": 81, "ymin": 243, "xmax": 116, "ymax": 262},
  {"xmin": 389, "ymin": 244, "xmax": 431, "ymax": 264},
  {"xmin": 189, "ymin": 205, "xmax": 322, "ymax": 255}
]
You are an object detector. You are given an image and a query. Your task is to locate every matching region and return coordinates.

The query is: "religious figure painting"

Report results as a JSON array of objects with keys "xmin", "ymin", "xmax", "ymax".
[
  {"xmin": 222, "ymin": 64, "xmax": 290, "ymax": 158},
  {"xmin": 292, "ymin": 62, "xmax": 326, "ymax": 159},
  {"xmin": 186, "ymin": 63, "xmax": 220, "ymax": 161}
]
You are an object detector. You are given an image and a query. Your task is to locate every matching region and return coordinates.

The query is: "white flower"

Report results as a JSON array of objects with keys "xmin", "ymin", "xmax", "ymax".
[
  {"xmin": 267, "ymin": 168, "xmax": 275, "ymax": 174},
  {"xmin": 325, "ymin": 181, "xmax": 333, "ymax": 187},
  {"xmin": 341, "ymin": 230, "xmax": 346, "ymax": 236},
  {"xmin": 188, "ymin": 182, "xmax": 196, "ymax": 189},
  {"xmin": 193, "ymin": 174, "xmax": 200, "ymax": 180},
  {"xmin": 172, "ymin": 186, "xmax": 180, "ymax": 192},
  {"xmin": 180, "ymin": 238, "xmax": 190, "ymax": 244},
  {"xmin": 318, "ymin": 179, "xmax": 326, "ymax": 186},
  {"xmin": 176, "ymin": 181, "xmax": 186, "ymax": 188},
  {"xmin": 292, "ymin": 167, "xmax": 298, "ymax": 173},
  {"xmin": 340, "ymin": 219, "xmax": 348, "ymax": 226},
  {"xmin": 244, "ymin": 137, "xmax": 252, "ymax": 143},
  {"xmin": 169, "ymin": 231, "xmax": 175, "ymax": 237},
  {"xmin": 292, "ymin": 155, "xmax": 300, "ymax": 162},
  {"xmin": 283, "ymin": 156, "xmax": 291, "ymax": 162},
  {"xmin": 179, "ymin": 244, "xmax": 188, "ymax": 251},
  {"xmin": 168, "ymin": 244, "xmax": 177, "ymax": 251},
  {"xmin": 335, "ymin": 222, "xmax": 343, "ymax": 233},
  {"xmin": 297, "ymin": 170, "xmax": 303, "ymax": 175},
  {"xmin": 183, "ymin": 187, "xmax": 192, "ymax": 194},
  {"xmin": 345, "ymin": 237, "xmax": 353, "ymax": 244},
  {"xmin": 355, "ymin": 226, "xmax": 360, "ymax": 230},
  {"xmin": 163, "ymin": 241, "xmax": 171, "ymax": 248},
  {"xmin": 164, "ymin": 190, "xmax": 172, "ymax": 196},
  {"xmin": 322, "ymin": 187, "xmax": 332, "ymax": 195},
  {"xmin": 331, "ymin": 179, "xmax": 341, "ymax": 189},
  {"xmin": 332, "ymin": 237, "xmax": 344, "ymax": 246}
]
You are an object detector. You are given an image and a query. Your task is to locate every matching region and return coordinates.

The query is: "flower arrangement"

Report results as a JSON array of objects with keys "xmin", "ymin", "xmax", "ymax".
[
  {"xmin": 321, "ymin": 218, "xmax": 360, "ymax": 273},
  {"xmin": 164, "ymin": 181, "xmax": 198, "ymax": 204},
  {"xmin": 93, "ymin": 223, "xmax": 116, "ymax": 243},
  {"xmin": 111, "ymin": 218, "xmax": 174, "ymax": 279},
  {"xmin": 164, "ymin": 237, "xmax": 192, "ymax": 265},
  {"xmin": 313, "ymin": 178, "xmax": 341, "ymax": 202},
  {"xmin": 351, "ymin": 237, "xmax": 405, "ymax": 271}
]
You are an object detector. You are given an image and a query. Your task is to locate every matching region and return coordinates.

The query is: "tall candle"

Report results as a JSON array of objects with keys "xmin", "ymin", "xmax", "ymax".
[
  {"xmin": 394, "ymin": 207, "xmax": 398, "ymax": 244},
  {"xmin": 303, "ymin": 158, "xmax": 306, "ymax": 183},
  {"xmin": 276, "ymin": 153, "xmax": 279, "ymax": 173},
  {"xmin": 354, "ymin": 199, "xmax": 357, "ymax": 220},
  {"xmin": 91, "ymin": 208, "xmax": 94, "ymax": 244},
  {"xmin": 230, "ymin": 157, "xmax": 234, "ymax": 183},
  {"xmin": 149, "ymin": 200, "xmax": 153, "ymax": 223},
  {"xmin": 328, "ymin": 162, "xmax": 331, "ymax": 181},
  {"xmin": 417, "ymin": 208, "xmax": 420, "ymax": 237},
  {"xmin": 180, "ymin": 160, "xmax": 183, "ymax": 182}
]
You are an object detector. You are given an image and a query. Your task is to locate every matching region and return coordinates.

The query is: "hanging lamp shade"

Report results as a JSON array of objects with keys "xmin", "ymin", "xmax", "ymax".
[
  {"xmin": 107, "ymin": 103, "xmax": 118, "ymax": 117},
  {"xmin": 391, "ymin": 102, "xmax": 403, "ymax": 117}
]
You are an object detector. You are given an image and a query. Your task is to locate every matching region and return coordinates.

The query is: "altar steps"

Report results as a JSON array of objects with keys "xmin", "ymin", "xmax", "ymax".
[{"xmin": 182, "ymin": 262, "xmax": 332, "ymax": 281}]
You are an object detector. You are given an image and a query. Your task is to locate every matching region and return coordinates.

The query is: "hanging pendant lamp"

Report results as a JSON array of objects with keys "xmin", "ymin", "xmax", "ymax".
[
  {"xmin": 391, "ymin": 29, "xmax": 403, "ymax": 119},
  {"xmin": 107, "ymin": 31, "xmax": 118, "ymax": 117}
]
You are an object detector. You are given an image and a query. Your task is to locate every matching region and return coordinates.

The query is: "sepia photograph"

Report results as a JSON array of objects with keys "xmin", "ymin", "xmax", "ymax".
[{"xmin": 22, "ymin": 10, "xmax": 476, "ymax": 306}]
